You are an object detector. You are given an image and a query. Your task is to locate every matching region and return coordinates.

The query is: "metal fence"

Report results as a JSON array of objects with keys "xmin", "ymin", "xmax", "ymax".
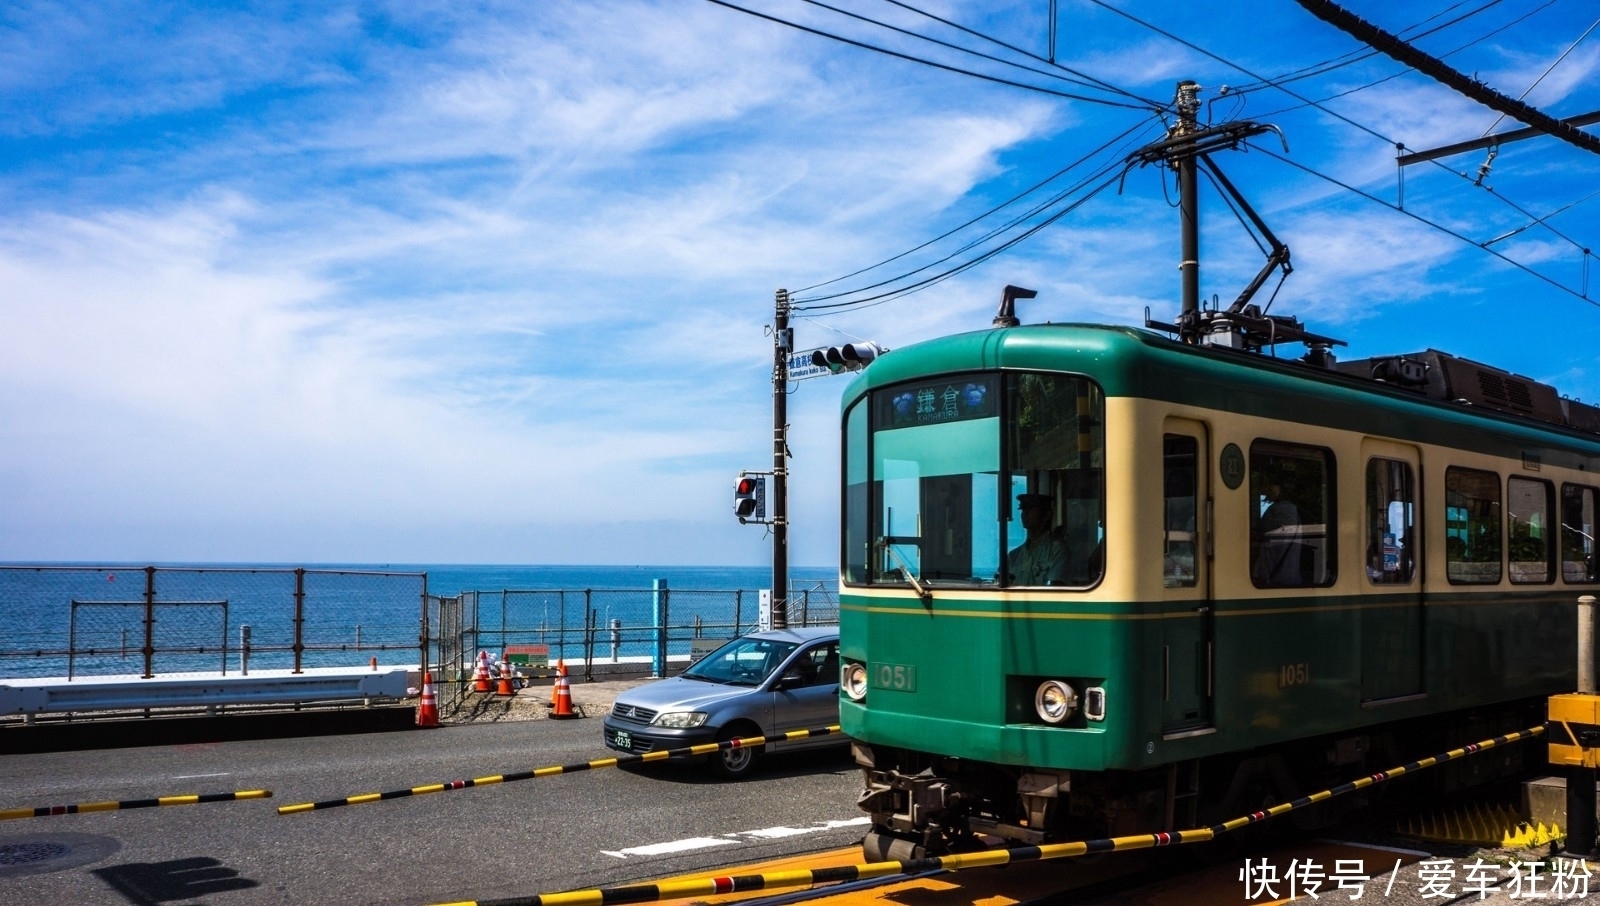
[
  {"xmin": 2, "ymin": 565, "xmax": 838, "ymax": 718},
  {"xmin": 0, "ymin": 565, "xmax": 429, "ymax": 681},
  {"xmin": 427, "ymin": 582, "xmax": 839, "ymax": 713}
]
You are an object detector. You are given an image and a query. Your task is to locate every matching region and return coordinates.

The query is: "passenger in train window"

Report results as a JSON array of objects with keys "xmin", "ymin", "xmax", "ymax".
[
  {"xmin": 1008, "ymin": 493, "xmax": 1069, "ymax": 586},
  {"xmin": 1253, "ymin": 482, "xmax": 1303, "ymax": 585}
]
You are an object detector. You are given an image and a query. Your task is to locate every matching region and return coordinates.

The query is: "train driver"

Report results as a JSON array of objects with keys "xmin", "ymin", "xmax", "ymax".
[
  {"xmin": 1008, "ymin": 493, "xmax": 1070, "ymax": 586},
  {"xmin": 1253, "ymin": 481, "xmax": 1303, "ymax": 585}
]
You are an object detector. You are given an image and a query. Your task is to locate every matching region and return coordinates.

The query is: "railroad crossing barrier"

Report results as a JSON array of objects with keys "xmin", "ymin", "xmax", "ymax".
[
  {"xmin": 421, "ymin": 723, "xmax": 1548, "ymax": 906},
  {"xmin": 0, "ymin": 666, "xmax": 413, "ymax": 719},
  {"xmin": 277, "ymin": 724, "xmax": 844, "ymax": 814},
  {"xmin": 1, "ymin": 790, "xmax": 271, "ymax": 821}
]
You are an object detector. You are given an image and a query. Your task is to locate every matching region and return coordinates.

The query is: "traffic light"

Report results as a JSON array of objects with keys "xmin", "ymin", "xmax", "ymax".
[
  {"xmin": 810, "ymin": 342, "xmax": 886, "ymax": 373},
  {"xmin": 734, "ymin": 473, "xmax": 766, "ymax": 523}
]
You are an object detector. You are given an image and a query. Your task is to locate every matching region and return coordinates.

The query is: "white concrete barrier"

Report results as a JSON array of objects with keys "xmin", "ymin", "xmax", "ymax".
[{"xmin": 0, "ymin": 665, "xmax": 415, "ymax": 715}]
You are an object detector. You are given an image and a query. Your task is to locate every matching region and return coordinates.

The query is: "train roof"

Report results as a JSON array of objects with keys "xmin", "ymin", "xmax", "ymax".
[{"xmin": 844, "ymin": 322, "xmax": 1600, "ymax": 463}]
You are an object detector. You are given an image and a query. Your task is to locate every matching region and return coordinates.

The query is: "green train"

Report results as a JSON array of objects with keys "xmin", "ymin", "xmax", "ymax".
[{"xmin": 835, "ymin": 316, "xmax": 1597, "ymax": 859}]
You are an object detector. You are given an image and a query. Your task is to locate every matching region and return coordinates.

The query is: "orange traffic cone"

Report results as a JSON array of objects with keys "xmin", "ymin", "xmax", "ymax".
[
  {"xmin": 550, "ymin": 672, "xmax": 577, "ymax": 719},
  {"xmin": 473, "ymin": 651, "xmax": 491, "ymax": 693},
  {"xmin": 416, "ymin": 674, "xmax": 439, "ymax": 727},
  {"xmin": 548, "ymin": 658, "xmax": 567, "ymax": 707},
  {"xmin": 496, "ymin": 658, "xmax": 515, "ymax": 698}
]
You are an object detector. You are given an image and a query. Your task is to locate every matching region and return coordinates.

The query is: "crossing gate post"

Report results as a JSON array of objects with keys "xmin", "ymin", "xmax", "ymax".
[{"xmin": 1550, "ymin": 594, "xmax": 1600, "ymax": 856}]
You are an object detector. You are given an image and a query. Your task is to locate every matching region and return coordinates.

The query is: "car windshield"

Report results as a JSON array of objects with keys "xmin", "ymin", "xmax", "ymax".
[{"xmin": 682, "ymin": 637, "xmax": 800, "ymax": 687}]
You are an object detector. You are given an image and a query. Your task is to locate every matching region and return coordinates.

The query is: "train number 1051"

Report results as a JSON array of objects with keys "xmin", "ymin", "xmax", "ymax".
[
  {"xmin": 872, "ymin": 663, "xmax": 918, "ymax": 692},
  {"xmin": 1278, "ymin": 663, "xmax": 1311, "ymax": 688}
]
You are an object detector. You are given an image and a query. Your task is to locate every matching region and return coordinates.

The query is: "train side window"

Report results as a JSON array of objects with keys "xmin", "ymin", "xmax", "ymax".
[
  {"xmin": 1507, "ymin": 477, "xmax": 1555, "ymax": 584},
  {"xmin": 1249, "ymin": 441, "xmax": 1334, "ymax": 588},
  {"xmin": 1445, "ymin": 467, "xmax": 1502, "ymax": 585},
  {"xmin": 1365, "ymin": 459, "xmax": 1415, "ymax": 585},
  {"xmin": 1561, "ymin": 484, "xmax": 1599, "ymax": 584}
]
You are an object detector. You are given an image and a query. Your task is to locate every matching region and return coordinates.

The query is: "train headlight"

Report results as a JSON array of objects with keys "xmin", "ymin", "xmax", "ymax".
[
  {"xmin": 842, "ymin": 662, "xmax": 869, "ymax": 701},
  {"xmin": 651, "ymin": 711, "xmax": 708, "ymax": 728},
  {"xmin": 1034, "ymin": 680, "xmax": 1079, "ymax": 724}
]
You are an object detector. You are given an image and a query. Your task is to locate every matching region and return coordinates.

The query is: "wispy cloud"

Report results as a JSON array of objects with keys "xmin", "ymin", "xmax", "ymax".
[{"xmin": 2, "ymin": 0, "xmax": 1597, "ymax": 564}]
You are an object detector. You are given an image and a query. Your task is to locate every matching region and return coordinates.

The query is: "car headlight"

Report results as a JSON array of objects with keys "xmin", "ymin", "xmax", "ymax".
[
  {"xmin": 1035, "ymin": 680, "xmax": 1079, "ymax": 724},
  {"xmin": 842, "ymin": 662, "xmax": 868, "ymax": 702},
  {"xmin": 651, "ymin": 711, "xmax": 708, "ymax": 728}
]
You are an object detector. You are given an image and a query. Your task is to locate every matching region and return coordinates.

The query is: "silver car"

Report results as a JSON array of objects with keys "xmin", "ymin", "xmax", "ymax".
[{"xmin": 601, "ymin": 626, "xmax": 841, "ymax": 778}]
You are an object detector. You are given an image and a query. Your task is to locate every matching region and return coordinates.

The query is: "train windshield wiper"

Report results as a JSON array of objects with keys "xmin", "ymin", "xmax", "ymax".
[{"xmin": 874, "ymin": 537, "xmax": 932, "ymax": 606}]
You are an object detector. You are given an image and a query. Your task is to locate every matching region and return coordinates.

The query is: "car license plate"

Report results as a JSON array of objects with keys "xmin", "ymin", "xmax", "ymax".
[{"xmin": 611, "ymin": 729, "xmax": 631, "ymax": 750}]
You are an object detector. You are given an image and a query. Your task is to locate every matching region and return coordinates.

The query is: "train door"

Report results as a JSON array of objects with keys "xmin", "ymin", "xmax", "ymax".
[
  {"xmin": 1161, "ymin": 420, "xmax": 1214, "ymax": 734},
  {"xmin": 1360, "ymin": 440, "xmax": 1424, "ymax": 702}
]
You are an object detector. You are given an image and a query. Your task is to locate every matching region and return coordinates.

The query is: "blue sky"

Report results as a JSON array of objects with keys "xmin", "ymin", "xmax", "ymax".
[{"xmin": 2, "ymin": 1, "xmax": 1597, "ymax": 568}]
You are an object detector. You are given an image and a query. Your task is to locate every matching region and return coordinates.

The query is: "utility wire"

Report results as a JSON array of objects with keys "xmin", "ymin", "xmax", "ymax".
[
  {"xmin": 795, "ymin": 167, "xmax": 1128, "ymax": 315},
  {"xmin": 1229, "ymin": 0, "xmax": 1509, "ymax": 94},
  {"xmin": 794, "ymin": 116, "xmax": 1161, "ymax": 298},
  {"xmin": 789, "ymin": 0, "xmax": 1147, "ymax": 101},
  {"xmin": 871, "ymin": 0, "xmax": 1165, "ymax": 108},
  {"xmin": 1085, "ymin": 0, "xmax": 1595, "ymax": 265},
  {"xmin": 1250, "ymin": 142, "xmax": 1596, "ymax": 307},
  {"xmin": 702, "ymin": 0, "xmax": 1154, "ymax": 109},
  {"xmin": 1247, "ymin": 0, "xmax": 1558, "ymax": 122},
  {"xmin": 794, "ymin": 152, "xmax": 1133, "ymax": 313},
  {"xmin": 1480, "ymin": 15, "xmax": 1600, "ymax": 136},
  {"xmin": 1294, "ymin": 0, "xmax": 1600, "ymax": 156}
]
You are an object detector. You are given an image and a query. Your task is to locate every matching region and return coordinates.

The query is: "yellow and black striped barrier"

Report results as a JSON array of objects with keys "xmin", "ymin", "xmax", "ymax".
[
  {"xmin": 0, "ymin": 789, "xmax": 272, "ymax": 822},
  {"xmin": 277, "ymin": 725, "xmax": 843, "ymax": 815},
  {"xmin": 425, "ymin": 723, "xmax": 1546, "ymax": 906}
]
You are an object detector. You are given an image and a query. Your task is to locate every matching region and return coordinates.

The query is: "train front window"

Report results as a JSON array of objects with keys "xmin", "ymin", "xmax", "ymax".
[{"xmin": 845, "ymin": 372, "xmax": 1105, "ymax": 589}]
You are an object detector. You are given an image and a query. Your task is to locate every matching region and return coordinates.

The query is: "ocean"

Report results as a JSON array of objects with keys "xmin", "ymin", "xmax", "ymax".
[{"xmin": 0, "ymin": 563, "xmax": 839, "ymax": 680}]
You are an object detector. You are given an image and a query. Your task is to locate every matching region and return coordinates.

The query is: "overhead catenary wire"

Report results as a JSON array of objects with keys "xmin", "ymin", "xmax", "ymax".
[
  {"xmin": 721, "ymin": 0, "xmax": 1593, "ymax": 318},
  {"xmin": 786, "ymin": 0, "xmax": 1158, "ymax": 103},
  {"xmin": 1293, "ymin": 0, "xmax": 1600, "ymax": 157},
  {"xmin": 701, "ymin": 0, "xmax": 1154, "ymax": 109},
  {"xmin": 1227, "ymin": 0, "xmax": 1514, "ymax": 95},
  {"xmin": 1250, "ymin": 141, "xmax": 1597, "ymax": 306},
  {"xmin": 1245, "ymin": 0, "xmax": 1559, "ymax": 120},
  {"xmin": 1479, "ymin": 15, "xmax": 1600, "ymax": 136},
  {"xmin": 870, "ymin": 0, "xmax": 1165, "ymax": 108},
  {"xmin": 1084, "ymin": 0, "xmax": 1597, "ymax": 273}
]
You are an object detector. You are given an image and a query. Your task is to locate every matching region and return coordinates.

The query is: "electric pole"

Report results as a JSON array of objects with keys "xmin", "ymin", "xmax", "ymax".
[
  {"xmin": 771, "ymin": 289, "xmax": 790, "ymax": 629},
  {"xmin": 1175, "ymin": 80, "xmax": 1202, "ymax": 324}
]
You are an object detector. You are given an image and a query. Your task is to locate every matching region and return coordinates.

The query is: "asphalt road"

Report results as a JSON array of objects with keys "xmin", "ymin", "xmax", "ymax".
[{"xmin": 0, "ymin": 717, "xmax": 863, "ymax": 906}]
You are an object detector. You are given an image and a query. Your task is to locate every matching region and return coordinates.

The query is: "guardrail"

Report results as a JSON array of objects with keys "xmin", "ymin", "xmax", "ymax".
[{"xmin": 0, "ymin": 666, "xmax": 413, "ymax": 723}]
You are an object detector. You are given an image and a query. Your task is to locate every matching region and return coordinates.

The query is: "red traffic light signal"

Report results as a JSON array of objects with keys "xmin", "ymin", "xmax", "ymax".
[{"xmin": 734, "ymin": 473, "xmax": 765, "ymax": 523}]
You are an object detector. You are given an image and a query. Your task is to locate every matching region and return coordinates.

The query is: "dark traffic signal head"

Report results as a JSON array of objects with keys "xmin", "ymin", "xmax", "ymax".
[{"xmin": 811, "ymin": 343, "xmax": 887, "ymax": 373}]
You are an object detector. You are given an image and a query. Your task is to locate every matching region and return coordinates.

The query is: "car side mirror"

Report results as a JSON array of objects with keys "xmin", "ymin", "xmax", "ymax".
[{"xmin": 776, "ymin": 669, "xmax": 806, "ymax": 689}]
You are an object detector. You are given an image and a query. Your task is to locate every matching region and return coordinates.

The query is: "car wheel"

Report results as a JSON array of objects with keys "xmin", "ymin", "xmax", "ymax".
[{"xmin": 708, "ymin": 723, "xmax": 762, "ymax": 779}]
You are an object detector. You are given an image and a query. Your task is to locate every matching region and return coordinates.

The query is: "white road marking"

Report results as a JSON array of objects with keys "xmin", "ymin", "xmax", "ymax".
[
  {"xmin": 602, "ymin": 837, "xmax": 743, "ymax": 859},
  {"xmin": 172, "ymin": 773, "xmax": 232, "ymax": 779},
  {"xmin": 738, "ymin": 817, "xmax": 871, "ymax": 840},
  {"xmin": 602, "ymin": 817, "xmax": 871, "ymax": 859}
]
